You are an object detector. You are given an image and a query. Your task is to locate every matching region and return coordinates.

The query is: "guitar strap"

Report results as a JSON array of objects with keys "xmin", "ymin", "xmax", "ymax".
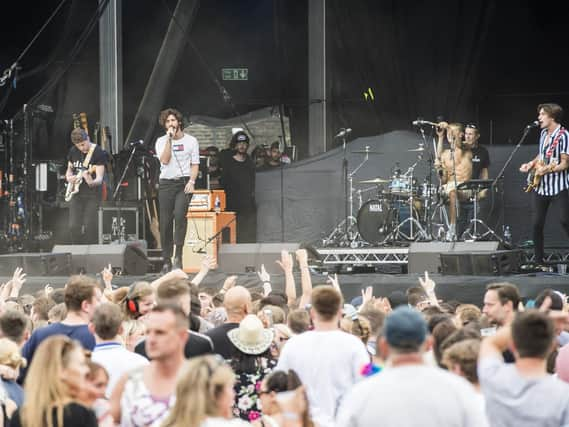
[
  {"xmin": 544, "ymin": 127, "xmax": 566, "ymax": 160},
  {"xmin": 82, "ymin": 144, "xmax": 96, "ymax": 169}
]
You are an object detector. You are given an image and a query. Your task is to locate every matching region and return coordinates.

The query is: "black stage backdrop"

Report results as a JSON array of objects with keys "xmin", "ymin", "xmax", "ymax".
[{"xmin": 255, "ymin": 130, "xmax": 564, "ymax": 247}]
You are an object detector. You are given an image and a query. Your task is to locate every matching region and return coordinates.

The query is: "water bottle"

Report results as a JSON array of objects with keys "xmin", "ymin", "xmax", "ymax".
[
  {"xmin": 503, "ymin": 225, "xmax": 512, "ymax": 246},
  {"xmin": 214, "ymin": 195, "xmax": 221, "ymax": 213}
]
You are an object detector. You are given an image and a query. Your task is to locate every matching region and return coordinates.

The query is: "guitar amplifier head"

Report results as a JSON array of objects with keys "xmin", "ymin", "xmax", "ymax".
[{"xmin": 188, "ymin": 190, "xmax": 226, "ymax": 212}]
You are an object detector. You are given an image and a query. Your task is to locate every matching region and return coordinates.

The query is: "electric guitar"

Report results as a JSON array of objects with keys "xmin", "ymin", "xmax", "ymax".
[
  {"xmin": 65, "ymin": 164, "xmax": 96, "ymax": 202},
  {"xmin": 524, "ymin": 159, "xmax": 557, "ymax": 193}
]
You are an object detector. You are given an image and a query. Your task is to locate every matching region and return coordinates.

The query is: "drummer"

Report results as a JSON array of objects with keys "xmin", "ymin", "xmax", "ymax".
[
  {"xmin": 458, "ymin": 123, "xmax": 491, "ymax": 235},
  {"xmin": 435, "ymin": 122, "xmax": 473, "ymax": 240}
]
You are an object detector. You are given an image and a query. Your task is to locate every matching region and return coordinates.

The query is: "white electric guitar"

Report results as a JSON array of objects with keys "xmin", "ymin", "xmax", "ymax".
[{"xmin": 65, "ymin": 165, "xmax": 96, "ymax": 202}]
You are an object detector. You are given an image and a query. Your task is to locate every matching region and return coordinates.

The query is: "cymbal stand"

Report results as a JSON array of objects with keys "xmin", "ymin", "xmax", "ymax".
[{"xmin": 324, "ymin": 148, "xmax": 370, "ymax": 247}]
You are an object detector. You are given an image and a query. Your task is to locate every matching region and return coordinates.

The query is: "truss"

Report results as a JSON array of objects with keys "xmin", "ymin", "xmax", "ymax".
[{"xmin": 317, "ymin": 247, "xmax": 409, "ymax": 266}]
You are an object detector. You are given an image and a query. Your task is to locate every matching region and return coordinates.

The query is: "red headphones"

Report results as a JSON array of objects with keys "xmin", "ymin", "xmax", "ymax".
[{"xmin": 125, "ymin": 284, "xmax": 140, "ymax": 315}]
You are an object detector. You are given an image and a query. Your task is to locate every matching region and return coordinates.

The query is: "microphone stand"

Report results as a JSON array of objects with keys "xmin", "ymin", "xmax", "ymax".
[
  {"xmin": 493, "ymin": 125, "xmax": 535, "ymax": 187},
  {"xmin": 449, "ymin": 141, "xmax": 460, "ymax": 242}
]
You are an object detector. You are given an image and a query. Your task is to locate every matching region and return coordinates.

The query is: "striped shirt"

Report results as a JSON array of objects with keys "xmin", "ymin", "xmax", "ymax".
[{"xmin": 537, "ymin": 125, "xmax": 569, "ymax": 196}]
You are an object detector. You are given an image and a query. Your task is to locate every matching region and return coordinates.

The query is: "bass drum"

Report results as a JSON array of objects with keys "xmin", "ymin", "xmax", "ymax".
[{"xmin": 357, "ymin": 199, "xmax": 393, "ymax": 244}]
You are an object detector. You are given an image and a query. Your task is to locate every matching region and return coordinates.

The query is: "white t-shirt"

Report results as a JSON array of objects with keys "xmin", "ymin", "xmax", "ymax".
[
  {"xmin": 275, "ymin": 330, "xmax": 369, "ymax": 427},
  {"xmin": 336, "ymin": 364, "xmax": 489, "ymax": 427},
  {"xmin": 155, "ymin": 133, "xmax": 200, "ymax": 179},
  {"xmin": 92, "ymin": 342, "xmax": 149, "ymax": 398},
  {"xmin": 479, "ymin": 355, "xmax": 569, "ymax": 427}
]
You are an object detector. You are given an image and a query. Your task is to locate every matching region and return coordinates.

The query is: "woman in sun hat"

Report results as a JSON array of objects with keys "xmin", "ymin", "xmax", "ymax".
[{"xmin": 227, "ymin": 314, "xmax": 276, "ymax": 422}]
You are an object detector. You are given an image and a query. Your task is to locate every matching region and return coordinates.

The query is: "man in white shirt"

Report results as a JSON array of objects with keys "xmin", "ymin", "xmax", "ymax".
[
  {"xmin": 90, "ymin": 303, "xmax": 148, "ymax": 397},
  {"xmin": 155, "ymin": 108, "xmax": 200, "ymax": 272},
  {"xmin": 337, "ymin": 306, "xmax": 488, "ymax": 427},
  {"xmin": 276, "ymin": 287, "xmax": 369, "ymax": 427}
]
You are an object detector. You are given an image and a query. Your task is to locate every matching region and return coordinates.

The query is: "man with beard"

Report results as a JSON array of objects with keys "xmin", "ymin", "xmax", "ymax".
[
  {"xmin": 221, "ymin": 131, "xmax": 256, "ymax": 242},
  {"xmin": 155, "ymin": 108, "xmax": 200, "ymax": 273}
]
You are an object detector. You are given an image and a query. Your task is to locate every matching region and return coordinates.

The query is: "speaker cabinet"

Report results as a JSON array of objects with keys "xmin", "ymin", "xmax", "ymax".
[
  {"xmin": 0, "ymin": 253, "xmax": 72, "ymax": 276},
  {"xmin": 52, "ymin": 241, "xmax": 148, "ymax": 275},
  {"xmin": 441, "ymin": 250, "xmax": 521, "ymax": 275},
  {"xmin": 182, "ymin": 211, "xmax": 236, "ymax": 272}
]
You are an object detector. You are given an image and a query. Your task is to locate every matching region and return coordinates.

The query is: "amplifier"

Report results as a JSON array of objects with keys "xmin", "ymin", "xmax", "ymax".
[
  {"xmin": 98, "ymin": 206, "xmax": 139, "ymax": 244},
  {"xmin": 189, "ymin": 190, "xmax": 226, "ymax": 212}
]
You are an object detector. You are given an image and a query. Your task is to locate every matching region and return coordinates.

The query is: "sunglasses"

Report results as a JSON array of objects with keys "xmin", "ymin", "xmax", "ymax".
[{"xmin": 465, "ymin": 124, "xmax": 478, "ymax": 129}]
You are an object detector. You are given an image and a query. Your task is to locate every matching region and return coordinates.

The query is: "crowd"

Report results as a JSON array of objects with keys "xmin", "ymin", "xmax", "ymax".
[{"xmin": 0, "ymin": 251, "xmax": 568, "ymax": 426}]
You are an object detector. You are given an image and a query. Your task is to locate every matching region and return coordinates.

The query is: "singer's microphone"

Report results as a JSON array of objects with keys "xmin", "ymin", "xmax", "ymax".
[
  {"xmin": 412, "ymin": 119, "xmax": 436, "ymax": 127},
  {"xmin": 526, "ymin": 120, "xmax": 540, "ymax": 129},
  {"xmin": 334, "ymin": 128, "xmax": 352, "ymax": 138}
]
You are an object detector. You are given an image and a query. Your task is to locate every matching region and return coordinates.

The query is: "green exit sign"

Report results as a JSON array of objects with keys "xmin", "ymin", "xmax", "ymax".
[{"xmin": 222, "ymin": 68, "xmax": 248, "ymax": 81}]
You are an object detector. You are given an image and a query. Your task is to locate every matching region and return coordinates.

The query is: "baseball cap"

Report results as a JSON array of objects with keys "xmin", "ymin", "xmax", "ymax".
[{"xmin": 384, "ymin": 306, "xmax": 427, "ymax": 350}]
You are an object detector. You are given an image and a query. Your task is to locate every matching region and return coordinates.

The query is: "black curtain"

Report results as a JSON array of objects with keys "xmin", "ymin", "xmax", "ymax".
[{"xmin": 327, "ymin": 0, "xmax": 495, "ymax": 137}]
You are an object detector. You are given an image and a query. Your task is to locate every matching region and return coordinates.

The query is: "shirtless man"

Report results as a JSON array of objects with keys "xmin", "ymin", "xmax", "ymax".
[{"xmin": 436, "ymin": 122, "xmax": 473, "ymax": 240}]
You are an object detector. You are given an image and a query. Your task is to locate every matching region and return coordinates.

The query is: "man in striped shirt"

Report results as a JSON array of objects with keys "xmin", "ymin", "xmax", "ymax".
[{"xmin": 520, "ymin": 103, "xmax": 569, "ymax": 265}]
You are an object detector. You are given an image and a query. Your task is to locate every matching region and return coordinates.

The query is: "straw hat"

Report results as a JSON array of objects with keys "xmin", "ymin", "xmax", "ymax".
[{"xmin": 228, "ymin": 315, "xmax": 274, "ymax": 355}]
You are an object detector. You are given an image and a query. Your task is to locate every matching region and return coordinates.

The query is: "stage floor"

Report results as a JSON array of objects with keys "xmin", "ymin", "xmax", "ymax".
[{"xmin": 5, "ymin": 270, "xmax": 569, "ymax": 307}]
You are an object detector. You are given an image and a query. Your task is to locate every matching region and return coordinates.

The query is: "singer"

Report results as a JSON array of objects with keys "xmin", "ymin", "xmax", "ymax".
[
  {"xmin": 155, "ymin": 108, "xmax": 200, "ymax": 273},
  {"xmin": 519, "ymin": 103, "xmax": 569, "ymax": 267},
  {"xmin": 435, "ymin": 122, "xmax": 473, "ymax": 240}
]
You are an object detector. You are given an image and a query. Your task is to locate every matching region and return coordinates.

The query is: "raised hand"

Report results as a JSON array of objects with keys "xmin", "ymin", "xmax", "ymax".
[
  {"xmin": 361, "ymin": 286, "xmax": 374, "ymax": 305},
  {"xmin": 275, "ymin": 250, "xmax": 294, "ymax": 273},
  {"xmin": 222, "ymin": 275, "xmax": 238, "ymax": 292},
  {"xmin": 295, "ymin": 249, "xmax": 308, "ymax": 267},
  {"xmin": 10, "ymin": 267, "xmax": 26, "ymax": 293},
  {"xmin": 327, "ymin": 273, "xmax": 340, "ymax": 291},
  {"xmin": 257, "ymin": 264, "xmax": 270, "ymax": 283},
  {"xmin": 418, "ymin": 271, "xmax": 435, "ymax": 293},
  {"xmin": 200, "ymin": 254, "xmax": 217, "ymax": 272}
]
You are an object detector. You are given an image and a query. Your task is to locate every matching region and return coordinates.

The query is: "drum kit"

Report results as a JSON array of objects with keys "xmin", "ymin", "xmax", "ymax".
[{"xmin": 324, "ymin": 135, "xmax": 500, "ymax": 248}]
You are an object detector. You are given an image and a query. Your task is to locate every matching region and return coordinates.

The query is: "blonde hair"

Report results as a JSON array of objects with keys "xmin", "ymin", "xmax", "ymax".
[
  {"xmin": 340, "ymin": 315, "xmax": 371, "ymax": 345},
  {"xmin": 21, "ymin": 336, "xmax": 83, "ymax": 427},
  {"xmin": 121, "ymin": 319, "xmax": 146, "ymax": 348},
  {"xmin": 0, "ymin": 338, "xmax": 26, "ymax": 369},
  {"xmin": 161, "ymin": 356, "xmax": 235, "ymax": 427},
  {"xmin": 115, "ymin": 281, "xmax": 154, "ymax": 319}
]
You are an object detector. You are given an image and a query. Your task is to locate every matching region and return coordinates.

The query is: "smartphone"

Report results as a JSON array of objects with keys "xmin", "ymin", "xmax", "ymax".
[
  {"xmin": 264, "ymin": 309, "xmax": 274, "ymax": 328},
  {"xmin": 480, "ymin": 327, "xmax": 497, "ymax": 337}
]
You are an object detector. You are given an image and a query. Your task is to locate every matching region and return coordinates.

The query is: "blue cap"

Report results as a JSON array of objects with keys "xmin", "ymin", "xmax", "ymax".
[{"xmin": 384, "ymin": 306, "xmax": 427, "ymax": 350}]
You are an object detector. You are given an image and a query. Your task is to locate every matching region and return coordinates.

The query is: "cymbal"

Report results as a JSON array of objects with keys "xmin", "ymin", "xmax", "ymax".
[
  {"xmin": 408, "ymin": 147, "xmax": 426, "ymax": 152},
  {"xmin": 351, "ymin": 146, "xmax": 383, "ymax": 155},
  {"xmin": 358, "ymin": 177, "xmax": 390, "ymax": 184}
]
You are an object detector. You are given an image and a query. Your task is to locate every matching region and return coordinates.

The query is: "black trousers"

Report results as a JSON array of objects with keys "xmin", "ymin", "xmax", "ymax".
[
  {"xmin": 158, "ymin": 178, "xmax": 191, "ymax": 262},
  {"xmin": 533, "ymin": 189, "xmax": 569, "ymax": 263},
  {"xmin": 69, "ymin": 194, "xmax": 99, "ymax": 244}
]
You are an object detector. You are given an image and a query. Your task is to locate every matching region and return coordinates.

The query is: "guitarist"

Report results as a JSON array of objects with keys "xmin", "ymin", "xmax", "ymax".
[
  {"xmin": 65, "ymin": 128, "xmax": 107, "ymax": 244},
  {"xmin": 520, "ymin": 103, "xmax": 569, "ymax": 266}
]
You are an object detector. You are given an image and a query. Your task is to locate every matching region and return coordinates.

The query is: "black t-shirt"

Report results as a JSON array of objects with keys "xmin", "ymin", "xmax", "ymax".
[
  {"xmin": 470, "ymin": 144, "xmax": 490, "ymax": 179},
  {"xmin": 205, "ymin": 322, "xmax": 239, "ymax": 360},
  {"xmin": 134, "ymin": 330, "xmax": 214, "ymax": 359},
  {"xmin": 11, "ymin": 402, "xmax": 97, "ymax": 427},
  {"xmin": 221, "ymin": 156, "xmax": 256, "ymax": 212},
  {"xmin": 67, "ymin": 144, "xmax": 108, "ymax": 197}
]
